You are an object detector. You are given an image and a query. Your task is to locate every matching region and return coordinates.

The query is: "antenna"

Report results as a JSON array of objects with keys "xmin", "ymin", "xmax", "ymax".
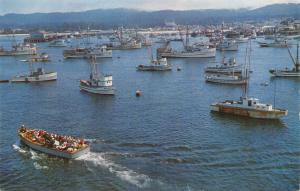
[{"xmin": 273, "ymin": 78, "xmax": 276, "ymax": 108}]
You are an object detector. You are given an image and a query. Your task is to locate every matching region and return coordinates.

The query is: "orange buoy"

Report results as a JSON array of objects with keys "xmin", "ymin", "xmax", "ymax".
[{"xmin": 136, "ymin": 89, "xmax": 141, "ymax": 97}]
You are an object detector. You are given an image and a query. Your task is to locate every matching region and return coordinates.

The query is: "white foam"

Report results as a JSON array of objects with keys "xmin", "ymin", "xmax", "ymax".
[
  {"xmin": 33, "ymin": 162, "xmax": 48, "ymax": 170},
  {"xmin": 84, "ymin": 138, "xmax": 97, "ymax": 143},
  {"xmin": 77, "ymin": 152, "xmax": 151, "ymax": 188},
  {"xmin": 12, "ymin": 143, "xmax": 27, "ymax": 154}
]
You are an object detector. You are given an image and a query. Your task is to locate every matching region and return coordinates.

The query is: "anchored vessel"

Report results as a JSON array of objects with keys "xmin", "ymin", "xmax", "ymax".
[
  {"xmin": 210, "ymin": 41, "xmax": 288, "ymax": 119},
  {"xmin": 205, "ymin": 74, "xmax": 247, "ymax": 84},
  {"xmin": 137, "ymin": 57, "xmax": 171, "ymax": 71},
  {"xmin": 216, "ymin": 39, "xmax": 238, "ymax": 51},
  {"xmin": 49, "ymin": 39, "xmax": 67, "ymax": 47},
  {"xmin": 0, "ymin": 43, "xmax": 37, "ymax": 56},
  {"xmin": 210, "ymin": 97, "xmax": 288, "ymax": 119},
  {"xmin": 26, "ymin": 53, "xmax": 50, "ymax": 62},
  {"xmin": 205, "ymin": 57, "xmax": 242, "ymax": 74},
  {"xmin": 11, "ymin": 68, "xmax": 57, "ymax": 82},
  {"xmin": 258, "ymin": 39, "xmax": 289, "ymax": 48},
  {"xmin": 269, "ymin": 42, "xmax": 300, "ymax": 77},
  {"xmin": 18, "ymin": 126, "xmax": 90, "ymax": 159},
  {"xmin": 157, "ymin": 26, "xmax": 216, "ymax": 58},
  {"xmin": 80, "ymin": 56, "xmax": 115, "ymax": 95},
  {"xmin": 63, "ymin": 46, "xmax": 112, "ymax": 59}
]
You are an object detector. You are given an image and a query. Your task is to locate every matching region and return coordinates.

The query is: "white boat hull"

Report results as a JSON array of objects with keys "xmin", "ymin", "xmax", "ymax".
[
  {"xmin": 160, "ymin": 48, "xmax": 216, "ymax": 58},
  {"xmin": 80, "ymin": 84, "xmax": 115, "ymax": 95},
  {"xmin": 269, "ymin": 70, "xmax": 300, "ymax": 77},
  {"xmin": 11, "ymin": 72, "xmax": 57, "ymax": 82}
]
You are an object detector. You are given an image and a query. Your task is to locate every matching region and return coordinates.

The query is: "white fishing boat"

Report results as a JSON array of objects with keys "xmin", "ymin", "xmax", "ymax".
[
  {"xmin": 11, "ymin": 68, "xmax": 57, "ymax": 82},
  {"xmin": 80, "ymin": 56, "xmax": 115, "ymax": 95},
  {"xmin": 89, "ymin": 45, "xmax": 112, "ymax": 58},
  {"xmin": 0, "ymin": 43, "xmax": 37, "ymax": 56},
  {"xmin": 137, "ymin": 57, "xmax": 171, "ymax": 71},
  {"xmin": 205, "ymin": 74, "xmax": 247, "ymax": 84},
  {"xmin": 11, "ymin": 53, "xmax": 57, "ymax": 82},
  {"xmin": 159, "ymin": 44, "xmax": 216, "ymax": 58},
  {"xmin": 25, "ymin": 52, "xmax": 50, "ymax": 62},
  {"xmin": 109, "ymin": 40, "xmax": 142, "ymax": 50},
  {"xmin": 49, "ymin": 39, "xmax": 67, "ymax": 47},
  {"xmin": 205, "ymin": 57, "xmax": 242, "ymax": 75},
  {"xmin": 217, "ymin": 39, "xmax": 238, "ymax": 51},
  {"xmin": 269, "ymin": 42, "xmax": 300, "ymax": 77},
  {"xmin": 210, "ymin": 41, "xmax": 288, "ymax": 119},
  {"xmin": 258, "ymin": 39, "xmax": 289, "ymax": 48},
  {"xmin": 158, "ymin": 26, "xmax": 216, "ymax": 58}
]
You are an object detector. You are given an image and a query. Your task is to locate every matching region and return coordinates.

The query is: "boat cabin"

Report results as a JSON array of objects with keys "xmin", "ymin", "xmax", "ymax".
[{"xmin": 241, "ymin": 97, "xmax": 273, "ymax": 111}]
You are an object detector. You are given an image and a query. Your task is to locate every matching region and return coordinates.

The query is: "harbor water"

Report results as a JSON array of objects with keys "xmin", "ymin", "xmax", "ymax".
[{"xmin": 0, "ymin": 35, "xmax": 299, "ymax": 190}]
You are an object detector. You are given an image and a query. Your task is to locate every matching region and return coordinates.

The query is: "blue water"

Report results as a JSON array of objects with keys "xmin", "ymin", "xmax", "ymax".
[{"xmin": 0, "ymin": 35, "xmax": 299, "ymax": 191}]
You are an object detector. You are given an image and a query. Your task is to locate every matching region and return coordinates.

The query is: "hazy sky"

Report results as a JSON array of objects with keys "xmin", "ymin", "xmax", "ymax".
[{"xmin": 0, "ymin": 0, "xmax": 298, "ymax": 15}]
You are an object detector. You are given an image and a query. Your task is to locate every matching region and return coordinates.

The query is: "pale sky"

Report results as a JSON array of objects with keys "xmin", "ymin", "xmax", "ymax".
[{"xmin": 0, "ymin": 0, "xmax": 298, "ymax": 15}]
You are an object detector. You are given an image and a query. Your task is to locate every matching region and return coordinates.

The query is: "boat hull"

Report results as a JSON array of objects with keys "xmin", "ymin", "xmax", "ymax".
[
  {"xmin": 137, "ymin": 65, "xmax": 172, "ymax": 71},
  {"xmin": 269, "ymin": 70, "xmax": 300, "ymax": 77},
  {"xmin": 19, "ymin": 135, "xmax": 90, "ymax": 159},
  {"xmin": 210, "ymin": 104, "xmax": 288, "ymax": 119},
  {"xmin": 11, "ymin": 72, "xmax": 57, "ymax": 82},
  {"xmin": 206, "ymin": 77, "xmax": 247, "ymax": 85},
  {"xmin": 160, "ymin": 48, "xmax": 216, "ymax": 58},
  {"xmin": 80, "ymin": 84, "xmax": 115, "ymax": 95}
]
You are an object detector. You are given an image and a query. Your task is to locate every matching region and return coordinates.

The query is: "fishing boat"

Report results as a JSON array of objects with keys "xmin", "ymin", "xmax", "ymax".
[
  {"xmin": 48, "ymin": 39, "xmax": 67, "ymax": 47},
  {"xmin": 0, "ymin": 43, "xmax": 37, "ymax": 56},
  {"xmin": 108, "ymin": 40, "xmax": 142, "ymax": 50},
  {"xmin": 80, "ymin": 56, "xmax": 115, "ymax": 95},
  {"xmin": 63, "ymin": 47, "xmax": 87, "ymax": 58},
  {"xmin": 89, "ymin": 45, "xmax": 112, "ymax": 58},
  {"xmin": 210, "ymin": 97, "xmax": 288, "ymax": 119},
  {"xmin": 205, "ymin": 74, "xmax": 247, "ymax": 84},
  {"xmin": 137, "ymin": 57, "xmax": 171, "ymax": 71},
  {"xmin": 210, "ymin": 41, "xmax": 288, "ymax": 119},
  {"xmin": 269, "ymin": 42, "xmax": 300, "ymax": 77},
  {"xmin": 11, "ymin": 53, "xmax": 57, "ymax": 82},
  {"xmin": 158, "ymin": 26, "xmax": 216, "ymax": 58},
  {"xmin": 258, "ymin": 39, "xmax": 289, "ymax": 48},
  {"xmin": 205, "ymin": 57, "xmax": 242, "ymax": 74},
  {"xmin": 11, "ymin": 68, "xmax": 57, "ymax": 82},
  {"xmin": 25, "ymin": 52, "xmax": 50, "ymax": 62},
  {"xmin": 18, "ymin": 126, "xmax": 90, "ymax": 159},
  {"xmin": 216, "ymin": 39, "xmax": 238, "ymax": 51},
  {"xmin": 159, "ymin": 44, "xmax": 216, "ymax": 58}
]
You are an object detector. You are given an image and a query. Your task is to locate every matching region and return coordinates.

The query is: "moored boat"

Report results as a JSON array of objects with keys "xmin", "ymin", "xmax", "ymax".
[
  {"xmin": 210, "ymin": 97, "xmax": 288, "ymax": 119},
  {"xmin": 269, "ymin": 42, "xmax": 300, "ymax": 77},
  {"xmin": 79, "ymin": 56, "xmax": 115, "ymax": 95},
  {"xmin": 137, "ymin": 57, "xmax": 172, "ymax": 71},
  {"xmin": 18, "ymin": 126, "xmax": 90, "ymax": 159},
  {"xmin": 205, "ymin": 74, "xmax": 247, "ymax": 84},
  {"xmin": 11, "ymin": 68, "xmax": 57, "ymax": 82},
  {"xmin": 205, "ymin": 57, "xmax": 242, "ymax": 74}
]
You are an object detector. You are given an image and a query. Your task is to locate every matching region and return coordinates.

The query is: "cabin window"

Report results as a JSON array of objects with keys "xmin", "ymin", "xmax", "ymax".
[{"xmin": 248, "ymin": 100, "xmax": 252, "ymax": 106}]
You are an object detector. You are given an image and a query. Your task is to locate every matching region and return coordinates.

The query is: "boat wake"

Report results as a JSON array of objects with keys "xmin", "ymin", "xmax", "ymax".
[
  {"xmin": 77, "ymin": 152, "xmax": 151, "ymax": 188},
  {"xmin": 12, "ymin": 143, "xmax": 49, "ymax": 170},
  {"xmin": 33, "ymin": 162, "xmax": 49, "ymax": 170},
  {"xmin": 12, "ymin": 143, "xmax": 27, "ymax": 154}
]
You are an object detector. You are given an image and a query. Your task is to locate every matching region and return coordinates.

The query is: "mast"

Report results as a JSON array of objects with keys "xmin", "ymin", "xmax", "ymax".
[
  {"xmin": 243, "ymin": 40, "xmax": 251, "ymax": 98},
  {"xmin": 287, "ymin": 41, "xmax": 300, "ymax": 71},
  {"xmin": 186, "ymin": 25, "xmax": 189, "ymax": 48},
  {"xmin": 90, "ymin": 55, "xmax": 98, "ymax": 80}
]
